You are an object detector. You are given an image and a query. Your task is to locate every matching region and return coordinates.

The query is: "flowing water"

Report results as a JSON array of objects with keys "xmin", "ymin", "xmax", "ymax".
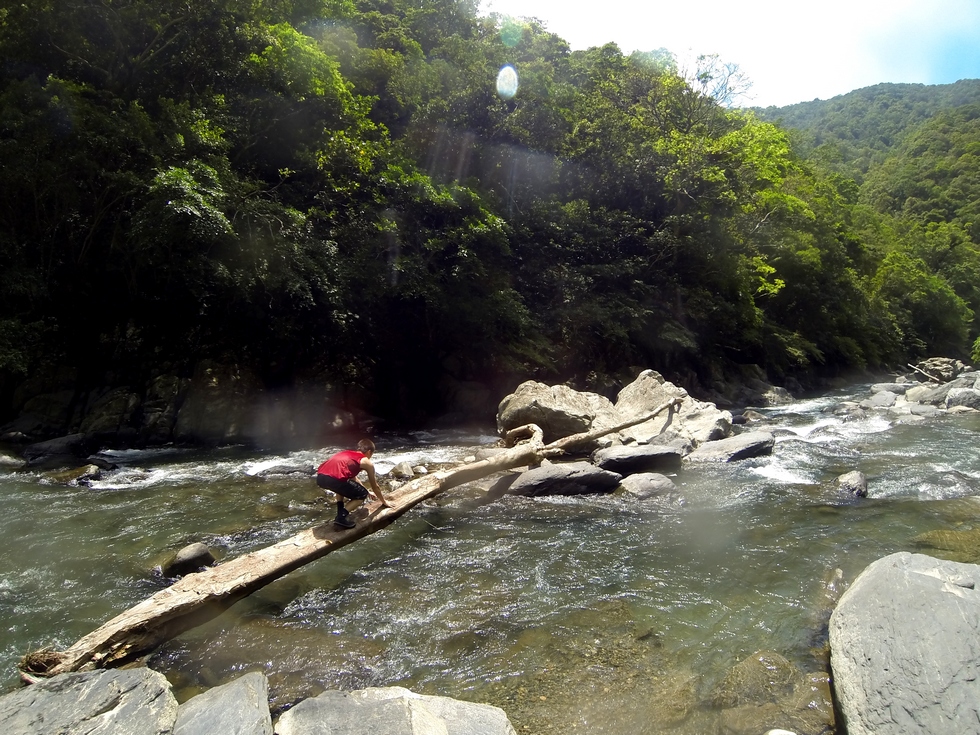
[{"xmin": 2, "ymin": 383, "xmax": 980, "ymax": 733}]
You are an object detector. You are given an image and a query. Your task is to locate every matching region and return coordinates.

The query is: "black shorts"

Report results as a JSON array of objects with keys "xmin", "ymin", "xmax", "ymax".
[{"xmin": 317, "ymin": 473, "xmax": 368, "ymax": 500}]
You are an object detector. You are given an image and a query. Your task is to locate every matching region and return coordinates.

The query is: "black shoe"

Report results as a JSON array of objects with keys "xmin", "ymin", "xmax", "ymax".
[{"xmin": 333, "ymin": 516, "xmax": 356, "ymax": 529}]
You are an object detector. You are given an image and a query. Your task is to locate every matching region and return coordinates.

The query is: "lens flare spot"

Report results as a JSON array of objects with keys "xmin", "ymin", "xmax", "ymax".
[{"xmin": 496, "ymin": 65, "xmax": 519, "ymax": 99}]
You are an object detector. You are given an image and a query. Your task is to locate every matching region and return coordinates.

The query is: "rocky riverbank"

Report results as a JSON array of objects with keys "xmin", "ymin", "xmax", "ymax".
[{"xmin": 0, "ymin": 668, "xmax": 518, "ymax": 735}]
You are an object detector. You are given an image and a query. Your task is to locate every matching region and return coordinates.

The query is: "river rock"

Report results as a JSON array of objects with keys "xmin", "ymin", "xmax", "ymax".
[
  {"xmin": 684, "ymin": 431, "xmax": 775, "ymax": 462},
  {"xmin": 710, "ymin": 650, "xmax": 835, "ymax": 735},
  {"xmin": 174, "ymin": 360, "xmax": 264, "ymax": 445},
  {"xmin": 390, "ymin": 461, "xmax": 415, "ymax": 479},
  {"xmin": 496, "ymin": 381, "xmax": 610, "ymax": 443},
  {"xmin": 174, "ymin": 671, "xmax": 272, "ymax": 735},
  {"xmin": 618, "ymin": 472, "xmax": 677, "ymax": 499},
  {"xmin": 870, "ymin": 382, "xmax": 910, "ymax": 395},
  {"xmin": 141, "ymin": 373, "xmax": 187, "ymax": 444},
  {"xmin": 591, "ymin": 444, "xmax": 683, "ymax": 474},
  {"xmin": 78, "ymin": 387, "xmax": 141, "ymax": 437},
  {"xmin": 274, "ymin": 686, "xmax": 517, "ymax": 735},
  {"xmin": 835, "ymin": 470, "xmax": 867, "ymax": 498},
  {"xmin": 21, "ymin": 433, "xmax": 94, "ymax": 466},
  {"xmin": 829, "ymin": 552, "xmax": 980, "ymax": 735},
  {"xmin": 163, "ymin": 542, "xmax": 217, "ymax": 578},
  {"xmin": 861, "ymin": 390, "xmax": 897, "ymax": 408},
  {"xmin": 495, "ymin": 370, "xmax": 733, "ymax": 452},
  {"xmin": 608, "ymin": 370, "xmax": 732, "ymax": 447},
  {"xmin": 913, "ymin": 357, "xmax": 971, "ymax": 382},
  {"xmin": 507, "ymin": 461, "xmax": 622, "ymax": 496},
  {"xmin": 945, "ymin": 387, "xmax": 980, "ymax": 410},
  {"xmin": 249, "ymin": 461, "xmax": 314, "ymax": 477},
  {"xmin": 43, "ymin": 463, "xmax": 102, "ymax": 486},
  {"xmin": 0, "ymin": 668, "xmax": 178, "ymax": 735},
  {"xmin": 905, "ymin": 376, "xmax": 974, "ymax": 405},
  {"xmin": 0, "ymin": 450, "xmax": 25, "ymax": 468}
]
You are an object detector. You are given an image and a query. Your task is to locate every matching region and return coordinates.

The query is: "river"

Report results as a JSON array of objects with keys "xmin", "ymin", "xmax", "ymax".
[{"xmin": 2, "ymin": 382, "xmax": 979, "ymax": 733}]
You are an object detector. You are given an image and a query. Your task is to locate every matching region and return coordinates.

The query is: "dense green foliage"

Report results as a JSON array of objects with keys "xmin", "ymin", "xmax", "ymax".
[{"xmin": 1, "ymin": 0, "xmax": 978, "ymax": 422}]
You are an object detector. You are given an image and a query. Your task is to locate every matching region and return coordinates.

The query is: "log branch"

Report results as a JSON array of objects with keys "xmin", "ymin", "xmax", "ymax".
[{"xmin": 27, "ymin": 398, "xmax": 682, "ymax": 677}]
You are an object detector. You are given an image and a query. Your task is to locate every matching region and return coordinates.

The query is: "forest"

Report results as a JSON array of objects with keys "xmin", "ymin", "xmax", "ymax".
[{"xmin": 2, "ymin": 0, "xmax": 980, "ymax": 426}]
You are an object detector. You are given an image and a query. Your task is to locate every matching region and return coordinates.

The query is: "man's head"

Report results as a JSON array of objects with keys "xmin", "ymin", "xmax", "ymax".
[{"xmin": 357, "ymin": 438, "xmax": 376, "ymax": 455}]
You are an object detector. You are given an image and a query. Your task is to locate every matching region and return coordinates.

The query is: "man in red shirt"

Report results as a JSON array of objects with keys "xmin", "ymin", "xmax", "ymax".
[{"xmin": 316, "ymin": 438, "xmax": 391, "ymax": 528}]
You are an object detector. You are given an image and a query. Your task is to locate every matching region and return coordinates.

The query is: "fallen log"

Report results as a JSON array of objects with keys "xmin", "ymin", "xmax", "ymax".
[{"xmin": 26, "ymin": 398, "xmax": 681, "ymax": 678}]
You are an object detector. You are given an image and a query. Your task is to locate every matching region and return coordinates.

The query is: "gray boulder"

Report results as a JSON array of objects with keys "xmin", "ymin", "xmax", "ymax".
[
  {"xmin": 507, "ymin": 461, "xmax": 622, "ymax": 496},
  {"xmin": 496, "ymin": 381, "xmax": 609, "ymax": 443},
  {"xmin": 870, "ymin": 382, "xmax": 910, "ymax": 395},
  {"xmin": 835, "ymin": 470, "xmax": 868, "ymax": 498},
  {"xmin": 608, "ymin": 370, "xmax": 732, "ymax": 447},
  {"xmin": 249, "ymin": 461, "xmax": 314, "ymax": 477},
  {"xmin": 829, "ymin": 552, "xmax": 980, "ymax": 735},
  {"xmin": 684, "ymin": 431, "xmax": 775, "ymax": 463},
  {"xmin": 905, "ymin": 376, "xmax": 975, "ymax": 406},
  {"xmin": 945, "ymin": 387, "xmax": 980, "ymax": 410},
  {"xmin": 390, "ymin": 461, "xmax": 415, "ymax": 479},
  {"xmin": 163, "ymin": 542, "xmax": 217, "ymax": 578},
  {"xmin": 591, "ymin": 444, "xmax": 683, "ymax": 475},
  {"xmin": 21, "ymin": 433, "xmax": 92, "ymax": 466},
  {"xmin": 175, "ymin": 671, "xmax": 272, "ymax": 735},
  {"xmin": 42, "ymin": 463, "xmax": 102, "ymax": 486},
  {"xmin": 78, "ymin": 387, "xmax": 141, "ymax": 437},
  {"xmin": 618, "ymin": 472, "xmax": 677, "ymax": 499},
  {"xmin": 0, "ymin": 668, "xmax": 177, "ymax": 735},
  {"xmin": 495, "ymin": 370, "xmax": 733, "ymax": 452},
  {"xmin": 913, "ymin": 357, "xmax": 970, "ymax": 382},
  {"xmin": 174, "ymin": 360, "xmax": 265, "ymax": 445},
  {"xmin": 274, "ymin": 686, "xmax": 516, "ymax": 735},
  {"xmin": 862, "ymin": 391, "xmax": 897, "ymax": 408},
  {"xmin": 141, "ymin": 373, "xmax": 188, "ymax": 444}
]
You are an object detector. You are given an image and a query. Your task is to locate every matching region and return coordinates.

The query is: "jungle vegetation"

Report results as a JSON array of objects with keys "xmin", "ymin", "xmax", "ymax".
[{"xmin": 1, "ymin": 0, "xmax": 979, "ymax": 420}]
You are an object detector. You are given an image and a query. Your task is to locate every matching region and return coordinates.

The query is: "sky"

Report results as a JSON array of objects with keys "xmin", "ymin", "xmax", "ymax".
[{"xmin": 478, "ymin": 0, "xmax": 980, "ymax": 107}]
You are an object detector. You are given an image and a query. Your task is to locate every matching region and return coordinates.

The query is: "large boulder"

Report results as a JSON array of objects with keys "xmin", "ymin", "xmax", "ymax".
[
  {"xmin": 174, "ymin": 361, "xmax": 265, "ymax": 445},
  {"xmin": 829, "ymin": 552, "xmax": 980, "ymax": 735},
  {"xmin": 607, "ymin": 370, "xmax": 732, "ymax": 447},
  {"xmin": 507, "ymin": 461, "xmax": 622, "ymax": 497},
  {"xmin": 496, "ymin": 370, "xmax": 733, "ymax": 451},
  {"xmin": 618, "ymin": 472, "xmax": 678, "ymax": 500},
  {"xmin": 0, "ymin": 668, "xmax": 178, "ymax": 735},
  {"xmin": 835, "ymin": 470, "xmax": 868, "ymax": 498},
  {"xmin": 591, "ymin": 444, "xmax": 683, "ymax": 475},
  {"xmin": 905, "ymin": 376, "xmax": 975, "ymax": 406},
  {"xmin": 141, "ymin": 373, "xmax": 188, "ymax": 445},
  {"xmin": 174, "ymin": 671, "xmax": 272, "ymax": 735},
  {"xmin": 685, "ymin": 431, "xmax": 775, "ymax": 463},
  {"xmin": 913, "ymin": 357, "xmax": 971, "ymax": 382},
  {"xmin": 78, "ymin": 387, "xmax": 141, "ymax": 438},
  {"xmin": 274, "ymin": 686, "xmax": 517, "ymax": 735},
  {"xmin": 21, "ymin": 433, "xmax": 94, "ymax": 466},
  {"xmin": 496, "ymin": 381, "xmax": 611, "ymax": 443},
  {"xmin": 945, "ymin": 387, "xmax": 980, "ymax": 410},
  {"xmin": 163, "ymin": 542, "xmax": 217, "ymax": 578}
]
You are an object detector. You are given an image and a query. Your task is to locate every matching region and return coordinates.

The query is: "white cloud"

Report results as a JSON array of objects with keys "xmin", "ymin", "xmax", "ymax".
[{"xmin": 480, "ymin": 0, "xmax": 980, "ymax": 106}]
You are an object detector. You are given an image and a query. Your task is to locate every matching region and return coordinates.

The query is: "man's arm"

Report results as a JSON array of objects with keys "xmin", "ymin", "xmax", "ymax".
[{"xmin": 360, "ymin": 458, "xmax": 392, "ymax": 507}]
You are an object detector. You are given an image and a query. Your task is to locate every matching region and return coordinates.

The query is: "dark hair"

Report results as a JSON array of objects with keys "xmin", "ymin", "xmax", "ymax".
[{"xmin": 357, "ymin": 438, "xmax": 376, "ymax": 453}]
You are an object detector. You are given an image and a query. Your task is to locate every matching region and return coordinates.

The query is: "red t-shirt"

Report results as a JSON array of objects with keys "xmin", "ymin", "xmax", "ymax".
[{"xmin": 317, "ymin": 450, "xmax": 365, "ymax": 481}]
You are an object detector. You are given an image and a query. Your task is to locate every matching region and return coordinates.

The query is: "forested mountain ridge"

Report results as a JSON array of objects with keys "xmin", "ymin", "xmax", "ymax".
[
  {"xmin": 754, "ymin": 79, "xmax": 980, "ymax": 178},
  {"xmin": 0, "ymin": 0, "xmax": 978, "ymax": 437}
]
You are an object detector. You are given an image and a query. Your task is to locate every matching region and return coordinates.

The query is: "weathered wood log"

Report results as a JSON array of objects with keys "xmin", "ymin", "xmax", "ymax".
[
  {"xmin": 28, "ymin": 398, "xmax": 681, "ymax": 677},
  {"xmin": 907, "ymin": 362, "xmax": 944, "ymax": 383}
]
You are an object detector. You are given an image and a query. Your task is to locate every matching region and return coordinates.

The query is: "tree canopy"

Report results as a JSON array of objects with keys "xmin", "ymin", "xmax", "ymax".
[{"xmin": 1, "ymin": 0, "xmax": 978, "ymax": 424}]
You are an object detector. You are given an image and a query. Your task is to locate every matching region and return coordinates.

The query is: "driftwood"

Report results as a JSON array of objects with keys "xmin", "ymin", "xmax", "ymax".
[
  {"xmin": 907, "ymin": 363, "xmax": 943, "ymax": 384},
  {"xmin": 27, "ymin": 398, "xmax": 681, "ymax": 678}
]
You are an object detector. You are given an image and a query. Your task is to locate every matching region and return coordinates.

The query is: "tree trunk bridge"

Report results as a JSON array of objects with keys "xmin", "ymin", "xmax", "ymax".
[{"xmin": 23, "ymin": 399, "xmax": 681, "ymax": 679}]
